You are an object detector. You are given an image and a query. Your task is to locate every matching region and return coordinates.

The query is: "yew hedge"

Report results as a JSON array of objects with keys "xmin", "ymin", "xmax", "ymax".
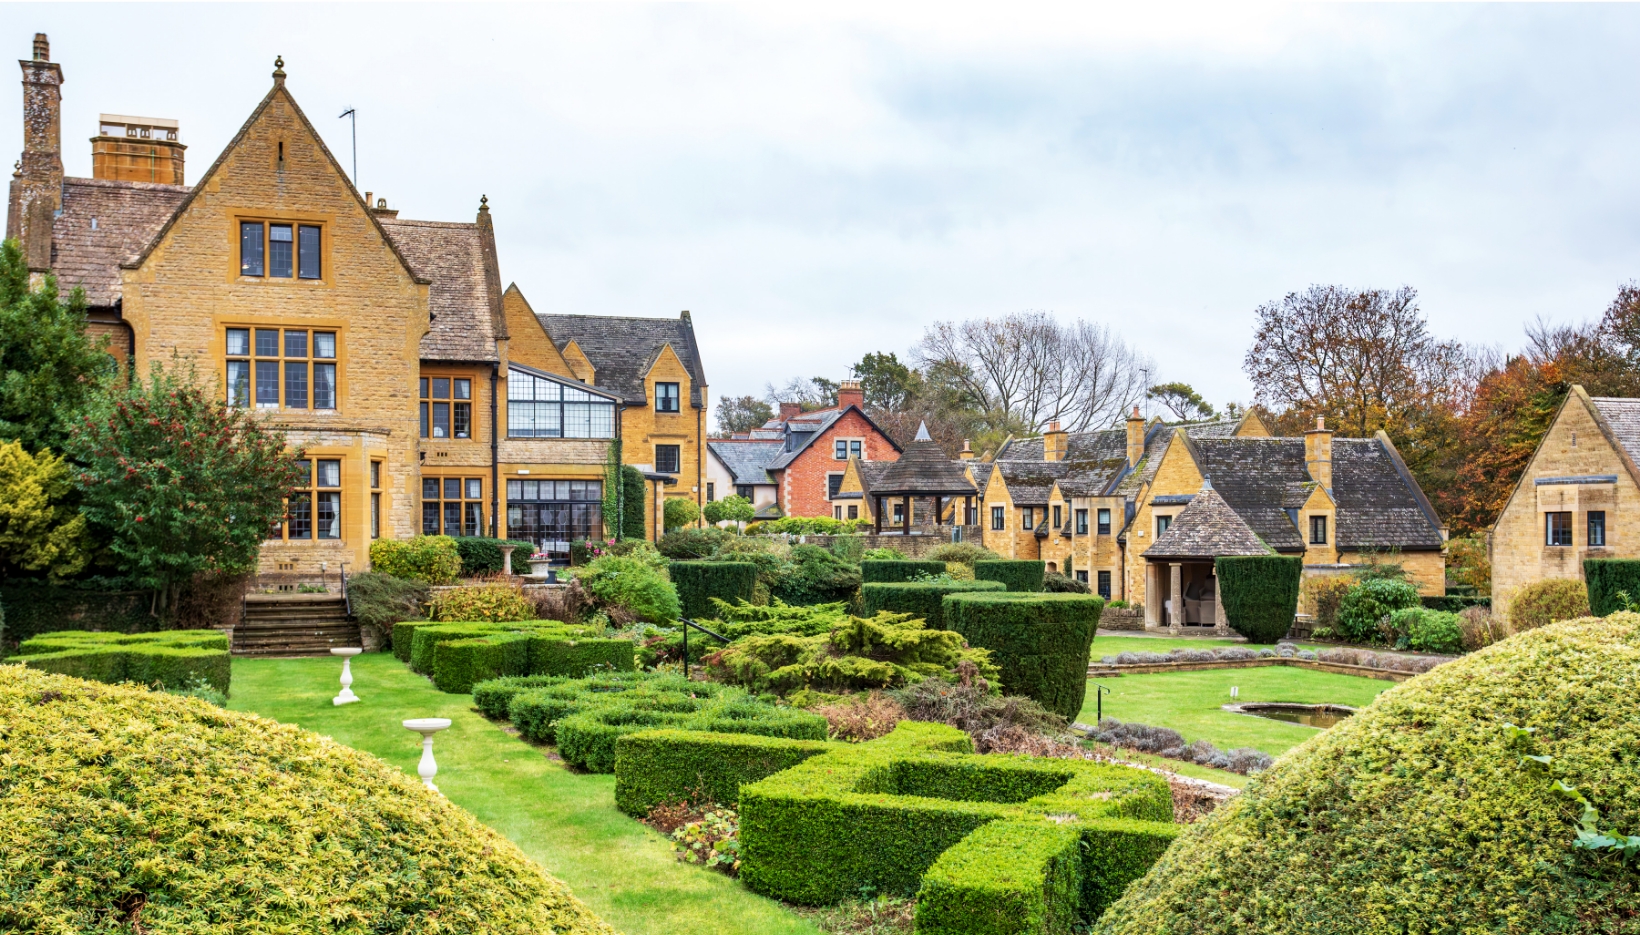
[
  {"xmin": 941, "ymin": 592, "xmax": 1103, "ymax": 717},
  {"xmin": 9, "ymin": 629, "xmax": 230, "ymax": 693},
  {"xmin": 393, "ymin": 619, "xmax": 633, "ymax": 693}
]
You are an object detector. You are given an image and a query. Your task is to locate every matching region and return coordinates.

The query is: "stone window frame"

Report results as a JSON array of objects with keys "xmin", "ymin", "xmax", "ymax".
[
  {"xmin": 1589, "ymin": 510, "xmax": 1607, "ymax": 548},
  {"xmin": 832, "ymin": 437, "xmax": 865, "ymax": 461},
  {"xmin": 825, "ymin": 471, "xmax": 845, "ymax": 500},
  {"xmin": 419, "ymin": 373, "xmax": 474, "ymax": 440},
  {"xmin": 274, "ymin": 455, "xmax": 343, "ymax": 542},
  {"xmin": 655, "ymin": 381, "xmax": 681, "ymax": 413},
  {"xmin": 655, "ymin": 444, "xmax": 682, "ymax": 475},
  {"xmin": 236, "ymin": 215, "xmax": 326, "ymax": 282},
  {"xmin": 1310, "ymin": 514, "xmax": 1328, "ymax": 545},
  {"xmin": 1155, "ymin": 514, "xmax": 1172, "ymax": 537},
  {"xmin": 1097, "ymin": 507, "xmax": 1112, "ymax": 535},
  {"xmin": 370, "ymin": 460, "xmax": 383, "ymax": 540},
  {"xmin": 422, "ymin": 476, "xmax": 485, "ymax": 537},
  {"xmin": 1546, "ymin": 511, "xmax": 1573, "ymax": 547},
  {"xmin": 991, "ymin": 505, "xmax": 1005, "ymax": 530},
  {"xmin": 1021, "ymin": 507, "xmax": 1035, "ymax": 531},
  {"xmin": 224, "ymin": 325, "xmax": 339, "ymax": 412}
]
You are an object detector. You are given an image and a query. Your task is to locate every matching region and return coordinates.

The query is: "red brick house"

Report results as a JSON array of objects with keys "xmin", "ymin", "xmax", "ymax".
[{"xmin": 730, "ymin": 380, "xmax": 902, "ymax": 518}]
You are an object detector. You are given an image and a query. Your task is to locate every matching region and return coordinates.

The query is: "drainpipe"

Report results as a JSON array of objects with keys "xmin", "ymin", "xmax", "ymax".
[
  {"xmin": 490, "ymin": 362, "xmax": 500, "ymax": 537},
  {"xmin": 615, "ymin": 401, "xmax": 625, "ymax": 540}
]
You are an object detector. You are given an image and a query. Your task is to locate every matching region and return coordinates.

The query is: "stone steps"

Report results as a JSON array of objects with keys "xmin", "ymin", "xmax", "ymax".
[{"xmin": 234, "ymin": 596, "xmax": 359, "ymax": 656}]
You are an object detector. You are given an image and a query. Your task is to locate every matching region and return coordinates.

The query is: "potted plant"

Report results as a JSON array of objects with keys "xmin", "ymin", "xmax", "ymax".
[{"xmin": 527, "ymin": 550, "xmax": 554, "ymax": 578}]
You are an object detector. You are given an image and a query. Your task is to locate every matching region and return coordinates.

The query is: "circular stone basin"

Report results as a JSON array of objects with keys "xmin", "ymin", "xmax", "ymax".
[{"xmin": 1223, "ymin": 702, "xmax": 1356, "ymax": 729}]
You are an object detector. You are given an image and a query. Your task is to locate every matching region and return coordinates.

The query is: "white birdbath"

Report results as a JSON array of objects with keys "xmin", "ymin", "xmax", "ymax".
[
  {"xmin": 403, "ymin": 718, "xmax": 453, "ymax": 792},
  {"xmin": 499, "ymin": 545, "xmax": 517, "ymax": 576},
  {"xmin": 330, "ymin": 647, "xmax": 363, "ymax": 705}
]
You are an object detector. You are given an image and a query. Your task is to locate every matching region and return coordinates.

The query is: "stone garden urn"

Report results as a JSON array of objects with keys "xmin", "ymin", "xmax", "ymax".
[{"xmin": 527, "ymin": 555, "xmax": 553, "ymax": 578}]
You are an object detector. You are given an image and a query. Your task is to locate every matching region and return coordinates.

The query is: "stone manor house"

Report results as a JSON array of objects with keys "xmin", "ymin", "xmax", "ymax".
[{"xmin": 6, "ymin": 35, "xmax": 708, "ymax": 578}]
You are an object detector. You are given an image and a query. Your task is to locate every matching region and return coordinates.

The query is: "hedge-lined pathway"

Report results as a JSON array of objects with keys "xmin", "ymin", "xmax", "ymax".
[{"xmin": 229, "ymin": 654, "xmax": 819, "ymax": 935}]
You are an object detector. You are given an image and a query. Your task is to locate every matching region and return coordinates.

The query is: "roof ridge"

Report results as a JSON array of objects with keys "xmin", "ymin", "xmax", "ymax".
[
  {"xmin": 379, "ymin": 218, "xmax": 478, "ymax": 229},
  {"xmin": 64, "ymin": 176, "xmax": 190, "ymax": 192}
]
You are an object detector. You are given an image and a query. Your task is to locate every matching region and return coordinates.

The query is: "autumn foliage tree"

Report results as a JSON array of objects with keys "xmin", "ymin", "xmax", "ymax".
[{"xmin": 71, "ymin": 362, "xmax": 304, "ymax": 609}]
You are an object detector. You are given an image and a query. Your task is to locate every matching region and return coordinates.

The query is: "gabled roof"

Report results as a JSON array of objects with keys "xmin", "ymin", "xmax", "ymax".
[
  {"xmin": 871, "ymin": 423, "xmax": 977, "ymax": 498},
  {"xmin": 45, "ymin": 178, "xmax": 187, "ymax": 307},
  {"xmin": 1144, "ymin": 483, "xmax": 1272, "ymax": 560},
  {"xmin": 761, "ymin": 405, "xmax": 902, "ymax": 471},
  {"xmin": 855, "ymin": 460, "xmax": 892, "ymax": 499},
  {"xmin": 538, "ymin": 313, "xmax": 706, "ymax": 408},
  {"xmin": 994, "ymin": 460, "xmax": 1067, "ymax": 505},
  {"xmin": 969, "ymin": 461, "xmax": 994, "ymax": 498},
  {"xmin": 382, "ymin": 216, "xmax": 502, "ymax": 362},
  {"xmin": 1187, "ymin": 437, "xmax": 1310, "ymax": 552},
  {"xmin": 1589, "ymin": 395, "xmax": 1640, "ymax": 471},
  {"xmin": 708, "ymin": 440, "xmax": 783, "ymax": 485},
  {"xmin": 1331, "ymin": 437, "xmax": 1444, "ymax": 550}
]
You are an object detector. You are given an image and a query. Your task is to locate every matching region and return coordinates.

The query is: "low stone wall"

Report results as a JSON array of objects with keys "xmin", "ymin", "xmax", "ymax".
[
  {"xmin": 1099, "ymin": 608, "xmax": 1145, "ymax": 631},
  {"xmin": 1086, "ymin": 657, "xmax": 1412, "ymax": 683}
]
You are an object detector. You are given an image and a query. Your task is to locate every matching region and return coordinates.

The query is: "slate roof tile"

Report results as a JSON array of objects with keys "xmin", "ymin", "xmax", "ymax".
[
  {"xmin": 1331, "ymin": 438, "xmax": 1444, "ymax": 550},
  {"xmin": 47, "ymin": 177, "xmax": 187, "ymax": 307},
  {"xmin": 1144, "ymin": 485, "xmax": 1271, "ymax": 559},
  {"xmin": 539, "ymin": 313, "xmax": 707, "ymax": 407},
  {"xmin": 380, "ymin": 218, "xmax": 499, "ymax": 362},
  {"xmin": 707, "ymin": 440, "xmax": 783, "ymax": 486},
  {"xmin": 1592, "ymin": 397, "xmax": 1640, "ymax": 466}
]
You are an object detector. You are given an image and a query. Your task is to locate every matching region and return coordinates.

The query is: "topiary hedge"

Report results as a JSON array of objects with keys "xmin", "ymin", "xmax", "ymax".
[
  {"xmin": 1095, "ymin": 614, "xmax": 1640, "ymax": 934},
  {"xmin": 0, "ymin": 666, "xmax": 615, "ymax": 934},
  {"xmin": 941, "ymin": 592, "xmax": 1103, "ymax": 717},
  {"xmin": 613, "ymin": 729, "xmax": 836, "ymax": 817},
  {"xmin": 737, "ymin": 720, "xmax": 1177, "ymax": 926},
  {"xmin": 9, "ymin": 630, "xmax": 231, "ymax": 694},
  {"xmin": 399, "ymin": 620, "xmax": 634, "ymax": 693},
  {"xmin": 1583, "ymin": 558, "xmax": 1640, "ymax": 616},
  {"xmin": 1214, "ymin": 555, "xmax": 1302, "ymax": 644},
  {"xmin": 478, "ymin": 671, "xmax": 827, "ymax": 772},
  {"xmin": 860, "ymin": 579, "xmax": 1006, "ymax": 630},
  {"xmin": 973, "ymin": 560, "xmax": 1046, "ymax": 593},
  {"xmin": 369, "ymin": 534, "xmax": 462, "ymax": 584},
  {"xmin": 860, "ymin": 560, "xmax": 947, "ymax": 583},
  {"xmin": 669, "ymin": 561, "xmax": 759, "ymax": 619},
  {"xmin": 450, "ymin": 536, "xmax": 538, "ymax": 576}
]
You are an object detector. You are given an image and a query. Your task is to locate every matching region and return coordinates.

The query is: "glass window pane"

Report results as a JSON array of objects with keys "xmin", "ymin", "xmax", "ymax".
[
  {"xmin": 464, "ymin": 502, "xmax": 482, "ymax": 537},
  {"xmin": 851, "ymin": 441, "xmax": 862, "ymax": 458},
  {"xmin": 240, "ymin": 222, "xmax": 264, "ymax": 276},
  {"xmin": 420, "ymin": 377, "xmax": 430, "ymax": 399},
  {"xmin": 835, "ymin": 440, "xmax": 847, "ymax": 459},
  {"xmin": 288, "ymin": 492, "xmax": 312, "ymax": 539},
  {"xmin": 298, "ymin": 225, "xmax": 321, "ymax": 280},
  {"xmin": 269, "ymin": 224, "xmax": 293, "ymax": 278},
  {"xmin": 432, "ymin": 378, "xmax": 451, "ymax": 399},
  {"xmin": 255, "ymin": 329, "xmax": 280, "ymax": 357},
  {"xmin": 507, "ymin": 400, "xmax": 531, "ymax": 436},
  {"xmin": 563, "ymin": 402, "xmax": 591, "ymax": 438},
  {"xmin": 521, "ymin": 480, "xmax": 539, "ymax": 500},
  {"xmin": 317, "ymin": 460, "xmax": 340, "ymax": 488},
  {"xmin": 226, "ymin": 328, "xmax": 250, "ymax": 356},
  {"xmin": 423, "ymin": 478, "xmax": 440, "ymax": 499},
  {"xmin": 590, "ymin": 403, "xmax": 614, "ymax": 438},
  {"xmin": 444, "ymin": 501, "xmax": 462, "ymax": 536},
  {"xmin": 562, "ymin": 386, "xmax": 589, "ymax": 402},
  {"xmin": 371, "ymin": 461, "xmax": 381, "ymax": 489},
  {"xmin": 294, "ymin": 459, "xmax": 312, "ymax": 485},
  {"xmin": 284, "ymin": 361, "xmax": 308, "ymax": 408},
  {"xmin": 507, "ymin": 480, "xmax": 522, "ymax": 500},
  {"xmin": 423, "ymin": 502, "xmax": 441, "ymax": 535},
  {"xmin": 537, "ymin": 378, "xmax": 560, "ymax": 401},
  {"xmin": 444, "ymin": 478, "xmax": 461, "ymax": 500},
  {"xmin": 371, "ymin": 492, "xmax": 380, "ymax": 538},
  {"xmin": 454, "ymin": 378, "xmax": 471, "ymax": 400},
  {"xmin": 226, "ymin": 360, "xmax": 250, "ymax": 406},
  {"xmin": 432, "ymin": 402, "xmax": 450, "ymax": 438},
  {"xmin": 284, "ymin": 330, "xmax": 307, "ymax": 358},
  {"xmin": 466, "ymin": 478, "xmax": 482, "ymax": 499},
  {"xmin": 313, "ymin": 332, "xmax": 336, "ymax": 359},
  {"xmin": 255, "ymin": 360, "xmax": 280, "ymax": 407},
  {"xmin": 420, "ymin": 402, "xmax": 429, "ymax": 437},
  {"xmin": 313, "ymin": 363, "xmax": 336, "ymax": 409},
  {"xmin": 316, "ymin": 491, "xmax": 340, "ymax": 538},
  {"xmin": 453, "ymin": 402, "xmax": 471, "ymax": 439}
]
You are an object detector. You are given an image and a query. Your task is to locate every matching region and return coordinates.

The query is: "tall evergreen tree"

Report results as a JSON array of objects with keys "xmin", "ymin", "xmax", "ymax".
[{"xmin": 0, "ymin": 239, "xmax": 114, "ymax": 453}]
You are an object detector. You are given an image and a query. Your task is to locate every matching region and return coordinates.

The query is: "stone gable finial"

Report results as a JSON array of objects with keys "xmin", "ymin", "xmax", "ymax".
[
  {"xmin": 273, "ymin": 55, "xmax": 286, "ymax": 85},
  {"xmin": 479, "ymin": 194, "xmax": 489, "ymax": 212}
]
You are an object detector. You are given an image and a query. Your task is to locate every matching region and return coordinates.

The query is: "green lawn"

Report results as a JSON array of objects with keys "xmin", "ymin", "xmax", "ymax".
[
  {"xmin": 1079, "ymin": 667, "xmax": 1394, "ymax": 757},
  {"xmin": 228, "ymin": 654, "xmax": 818, "ymax": 935}
]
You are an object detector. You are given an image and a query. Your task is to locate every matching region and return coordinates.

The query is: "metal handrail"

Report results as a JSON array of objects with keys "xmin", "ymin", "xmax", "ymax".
[
  {"xmin": 679, "ymin": 617, "xmax": 730, "ymax": 681},
  {"xmin": 340, "ymin": 562, "xmax": 353, "ymax": 618},
  {"xmin": 1092, "ymin": 682, "xmax": 1111, "ymax": 723}
]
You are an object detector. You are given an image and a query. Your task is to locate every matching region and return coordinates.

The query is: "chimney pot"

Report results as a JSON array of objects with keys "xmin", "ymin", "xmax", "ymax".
[
  {"xmin": 32, "ymin": 33, "xmax": 49, "ymax": 61},
  {"xmin": 1316, "ymin": 416, "xmax": 1325, "ymax": 431}
]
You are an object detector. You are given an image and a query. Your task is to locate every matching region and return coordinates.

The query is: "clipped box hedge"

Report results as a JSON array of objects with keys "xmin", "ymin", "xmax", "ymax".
[
  {"xmin": 450, "ymin": 536, "xmax": 538, "ymax": 575},
  {"xmin": 9, "ymin": 630, "xmax": 231, "ymax": 694},
  {"xmin": 484, "ymin": 672, "xmax": 827, "ymax": 772},
  {"xmin": 942, "ymin": 592, "xmax": 1104, "ymax": 717},
  {"xmin": 0, "ymin": 666, "xmax": 615, "ymax": 934},
  {"xmin": 1583, "ymin": 557, "xmax": 1640, "ymax": 616},
  {"xmin": 1214, "ymin": 555, "xmax": 1301, "ymax": 643},
  {"xmin": 860, "ymin": 560, "xmax": 948, "ymax": 583},
  {"xmin": 401, "ymin": 620, "xmax": 634, "ymax": 693},
  {"xmin": 613, "ymin": 729, "xmax": 835, "ymax": 817},
  {"xmin": 670, "ymin": 561, "xmax": 759, "ymax": 619},
  {"xmin": 737, "ymin": 720, "xmax": 1177, "ymax": 927},
  {"xmin": 860, "ymin": 579, "xmax": 1006, "ymax": 630},
  {"xmin": 973, "ymin": 560, "xmax": 1046, "ymax": 593}
]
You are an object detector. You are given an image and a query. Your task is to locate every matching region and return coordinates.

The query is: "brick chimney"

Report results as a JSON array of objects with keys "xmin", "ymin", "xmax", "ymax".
[
  {"xmin": 1126, "ymin": 405, "xmax": 1145, "ymax": 468},
  {"xmin": 1305, "ymin": 416, "xmax": 1333, "ymax": 489},
  {"xmin": 958, "ymin": 439, "xmax": 975, "ymax": 461},
  {"xmin": 778, "ymin": 402, "xmax": 801, "ymax": 422},
  {"xmin": 13, "ymin": 32, "xmax": 63, "ymax": 271},
  {"xmin": 837, "ymin": 378, "xmax": 863, "ymax": 411},
  {"xmin": 1043, "ymin": 421, "xmax": 1068, "ymax": 461},
  {"xmin": 91, "ymin": 114, "xmax": 185, "ymax": 185}
]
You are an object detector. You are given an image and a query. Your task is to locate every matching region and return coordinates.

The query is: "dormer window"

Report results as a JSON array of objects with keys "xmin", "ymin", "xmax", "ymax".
[
  {"xmin": 656, "ymin": 382, "xmax": 680, "ymax": 413},
  {"xmin": 1310, "ymin": 515, "xmax": 1328, "ymax": 545}
]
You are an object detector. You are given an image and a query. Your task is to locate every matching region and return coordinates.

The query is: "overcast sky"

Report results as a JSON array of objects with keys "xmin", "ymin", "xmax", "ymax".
[{"xmin": 9, "ymin": 4, "xmax": 1640, "ymax": 419}]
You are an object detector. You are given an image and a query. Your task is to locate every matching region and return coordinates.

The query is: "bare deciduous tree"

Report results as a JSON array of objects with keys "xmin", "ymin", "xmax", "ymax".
[{"xmin": 914, "ymin": 311, "xmax": 1151, "ymax": 433}]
